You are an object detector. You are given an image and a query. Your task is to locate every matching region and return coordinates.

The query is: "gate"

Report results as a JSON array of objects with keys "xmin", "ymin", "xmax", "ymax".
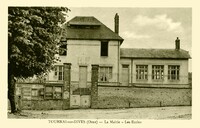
[
  {"xmin": 70, "ymin": 88, "xmax": 91, "ymax": 108},
  {"xmin": 70, "ymin": 66, "xmax": 91, "ymax": 108}
]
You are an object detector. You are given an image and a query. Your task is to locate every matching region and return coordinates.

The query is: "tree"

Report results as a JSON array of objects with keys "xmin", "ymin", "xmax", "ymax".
[{"xmin": 8, "ymin": 7, "xmax": 69, "ymax": 113}]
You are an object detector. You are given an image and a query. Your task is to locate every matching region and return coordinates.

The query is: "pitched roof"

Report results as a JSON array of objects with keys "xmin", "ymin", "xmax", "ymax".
[
  {"xmin": 62, "ymin": 16, "xmax": 124, "ymax": 43},
  {"xmin": 120, "ymin": 48, "xmax": 191, "ymax": 59},
  {"xmin": 68, "ymin": 16, "xmax": 101, "ymax": 26}
]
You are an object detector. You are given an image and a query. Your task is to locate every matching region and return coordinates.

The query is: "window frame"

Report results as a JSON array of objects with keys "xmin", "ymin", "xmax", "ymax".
[
  {"xmin": 54, "ymin": 65, "xmax": 64, "ymax": 81},
  {"xmin": 168, "ymin": 65, "xmax": 180, "ymax": 80},
  {"xmin": 136, "ymin": 65, "xmax": 148, "ymax": 80},
  {"xmin": 152, "ymin": 65, "xmax": 164, "ymax": 80},
  {"xmin": 99, "ymin": 66, "xmax": 112, "ymax": 82}
]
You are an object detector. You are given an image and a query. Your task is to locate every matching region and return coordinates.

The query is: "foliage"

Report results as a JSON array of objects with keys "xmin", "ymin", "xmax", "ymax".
[
  {"xmin": 8, "ymin": 7, "xmax": 69, "ymax": 78},
  {"xmin": 8, "ymin": 7, "xmax": 69, "ymax": 113}
]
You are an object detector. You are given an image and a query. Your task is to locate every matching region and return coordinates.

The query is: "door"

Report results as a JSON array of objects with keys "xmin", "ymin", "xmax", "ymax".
[
  {"xmin": 80, "ymin": 95, "xmax": 91, "ymax": 108},
  {"xmin": 70, "ymin": 95, "xmax": 91, "ymax": 108},
  {"xmin": 79, "ymin": 66, "xmax": 87, "ymax": 88},
  {"xmin": 122, "ymin": 65, "xmax": 129, "ymax": 86},
  {"xmin": 70, "ymin": 95, "xmax": 80, "ymax": 108}
]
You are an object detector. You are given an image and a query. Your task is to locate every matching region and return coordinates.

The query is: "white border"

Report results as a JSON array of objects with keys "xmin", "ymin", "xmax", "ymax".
[{"xmin": 1, "ymin": 0, "xmax": 199, "ymax": 128}]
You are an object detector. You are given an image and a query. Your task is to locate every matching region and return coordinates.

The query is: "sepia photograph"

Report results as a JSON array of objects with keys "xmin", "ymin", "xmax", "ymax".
[{"xmin": 7, "ymin": 7, "xmax": 192, "ymax": 120}]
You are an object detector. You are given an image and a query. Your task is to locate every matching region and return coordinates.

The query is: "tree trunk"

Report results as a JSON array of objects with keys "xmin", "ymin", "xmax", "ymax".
[{"xmin": 8, "ymin": 73, "xmax": 17, "ymax": 113}]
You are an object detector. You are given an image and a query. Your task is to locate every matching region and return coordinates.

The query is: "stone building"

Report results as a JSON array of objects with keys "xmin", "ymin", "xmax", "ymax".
[{"xmin": 15, "ymin": 14, "xmax": 191, "ymax": 110}]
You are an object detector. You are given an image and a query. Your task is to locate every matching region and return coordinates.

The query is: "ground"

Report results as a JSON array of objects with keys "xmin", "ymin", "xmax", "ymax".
[{"xmin": 8, "ymin": 106, "xmax": 191, "ymax": 119}]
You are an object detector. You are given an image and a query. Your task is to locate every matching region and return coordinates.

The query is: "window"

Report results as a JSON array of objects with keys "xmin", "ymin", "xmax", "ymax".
[
  {"xmin": 122, "ymin": 65, "xmax": 129, "ymax": 68},
  {"xmin": 99, "ymin": 66, "xmax": 112, "ymax": 82},
  {"xmin": 136, "ymin": 65, "xmax": 148, "ymax": 80},
  {"xmin": 101, "ymin": 41, "xmax": 108, "ymax": 56},
  {"xmin": 152, "ymin": 65, "xmax": 164, "ymax": 80},
  {"xmin": 45, "ymin": 86, "xmax": 62, "ymax": 99},
  {"xmin": 59, "ymin": 44, "xmax": 67, "ymax": 55},
  {"xmin": 168, "ymin": 65, "xmax": 180, "ymax": 80},
  {"xmin": 54, "ymin": 66, "xmax": 64, "ymax": 80}
]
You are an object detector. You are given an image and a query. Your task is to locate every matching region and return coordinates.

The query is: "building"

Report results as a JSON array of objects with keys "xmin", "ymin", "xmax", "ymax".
[
  {"xmin": 120, "ymin": 42, "xmax": 190, "ymax": 88},
  {"xmin": 15, "ymin": 14, "xmax": 191, "ymax": 110}
]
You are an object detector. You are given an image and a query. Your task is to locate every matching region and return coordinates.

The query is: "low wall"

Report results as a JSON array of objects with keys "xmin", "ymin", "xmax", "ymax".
[
  {"xmin": 132, "ymin": 83, "xmax": 191, "ymax": 88},
  {"xmin": 15, "ymin": 83, "xmax": 70, "ymax": 110},
  {"xmin": 21, "ymin": 100, "xmax": 69, "ymax": 110},
  {"xmin": 11, "ymin": 83, "xmax": 191, "ymax": 110},
  {"xmin": 97, "ymin": 86, "xmax": 192, "ymax": 108}
]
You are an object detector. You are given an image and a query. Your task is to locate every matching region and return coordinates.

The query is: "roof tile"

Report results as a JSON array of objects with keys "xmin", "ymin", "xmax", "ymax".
[
  {"xmin": 120, "ymin": 48, "xmax": 191, "ymax": 59},
  {"xmin": 62, "ymin": 16, "xmax": 124, "ymax": 42}
]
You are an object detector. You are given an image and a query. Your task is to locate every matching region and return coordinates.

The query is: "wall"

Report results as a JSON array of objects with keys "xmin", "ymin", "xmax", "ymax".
[
  {"xmin": 48, "ymin": 40, "xmax": 120, "ymax": 86},
  {"xmin": 15, "ymin": 83, "xmax": 70, "ymax": 110},
  {"xmin": 21, "ymin": 100, "xmax": 65, "ymax": 110},
  {"xmin": 97, "ymin": 86, "xmax": 192, "ymax": 108},
  {"xmin": 119, "ymin": 58, "xmax": 189, "ymax": 86}
]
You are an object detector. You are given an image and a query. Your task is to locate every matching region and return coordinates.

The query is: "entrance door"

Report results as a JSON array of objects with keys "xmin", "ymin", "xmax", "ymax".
[
  {"xmin": 79, "ymin": 66, "xmax": 87, "ymax": 88},
  {"xmin": 122, "ymin": 65, "xmax": 129, "ymax": 86}
]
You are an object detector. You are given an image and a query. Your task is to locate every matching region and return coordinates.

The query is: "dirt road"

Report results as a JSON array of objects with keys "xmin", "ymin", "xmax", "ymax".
[{"xmin": 8, "ymin": 106, "xmax": 191, "ymax": 119}]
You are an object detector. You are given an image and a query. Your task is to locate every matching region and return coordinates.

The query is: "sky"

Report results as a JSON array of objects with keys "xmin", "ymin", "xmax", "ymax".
[
  {"xmin": 66, "ymin": 7, "xmax": 192, "ymax": 71},
  {"xmin": 66, "ymin": 8, "xmax": 191, "ymax": 50}
]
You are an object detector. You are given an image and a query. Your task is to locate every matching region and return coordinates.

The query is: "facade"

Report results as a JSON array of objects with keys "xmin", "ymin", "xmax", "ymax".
[
  {"xmin": 119, "ymin": 47, "xmax": 190, "ymax": 88},
  {"xmin": 15, "ymin": 14, "xmax": 191, "ymax": 110},
  {"xmin": 48, "ymin": 15, "xmax": 123, "ymax": 86}
]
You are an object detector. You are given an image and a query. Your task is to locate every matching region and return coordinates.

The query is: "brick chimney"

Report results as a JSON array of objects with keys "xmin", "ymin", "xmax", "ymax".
[
  {"xmin": 175, "ymin": 37, "xmax": 180, "ymax": 50},
  {"xmin": 114, "ymin": 13, "xmax": 119, "ymax": 34}
]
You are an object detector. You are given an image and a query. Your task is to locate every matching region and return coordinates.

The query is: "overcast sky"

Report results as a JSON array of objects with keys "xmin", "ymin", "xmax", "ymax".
[
  {"xmin": 66, "ymin": 7, "xmax": 192, "ymax": 71},
  {"xmin": 67, "ymin": 8, "xmax": 191, "ymax": 50}
]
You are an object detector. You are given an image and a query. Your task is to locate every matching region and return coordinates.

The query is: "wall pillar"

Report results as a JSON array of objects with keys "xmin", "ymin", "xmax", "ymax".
[
  {"xmin": 91, "ymin": 64, "xmax": 99, "ymax": 108},
  {"xmin": 63, "ymin": 63, "xmax": 71, "ymax": 109},
  {"xmin": 164, "ymin": 65, "xmax": 168, "ymax": 83},
  {"xmin": 148, "ymin": 64, "xmax": 152, "ymax": 83}
]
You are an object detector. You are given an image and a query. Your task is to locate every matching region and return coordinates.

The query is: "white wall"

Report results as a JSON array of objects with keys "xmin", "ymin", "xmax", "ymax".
[
  {"xmin": 120, "ymin": 58, "xmax": 189, "ymax": 85},
  {"xmin": 47, "ymin": 40, "xmax": 120, "ymax": 84}
]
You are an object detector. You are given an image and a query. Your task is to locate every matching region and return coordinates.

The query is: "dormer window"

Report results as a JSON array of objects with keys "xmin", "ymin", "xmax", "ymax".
[{"xmin": 101, "ymin": 41, "xmax": 108, "ymax": 56}]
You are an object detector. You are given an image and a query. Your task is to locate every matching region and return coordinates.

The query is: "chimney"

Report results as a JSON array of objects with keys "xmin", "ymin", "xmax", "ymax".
[
  {"xmin": 175, "ymin": 37, "xmax": 180, "ymax": 50},
  {"xmin": 114, "ymin": 13, "xmax": 119, "ymax": 34}
]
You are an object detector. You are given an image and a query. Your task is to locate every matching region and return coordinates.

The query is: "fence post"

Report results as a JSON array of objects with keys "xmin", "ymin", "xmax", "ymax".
[{"xmin": 91, "ymin": 64, "xmax": 99, "ymax": 108}]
